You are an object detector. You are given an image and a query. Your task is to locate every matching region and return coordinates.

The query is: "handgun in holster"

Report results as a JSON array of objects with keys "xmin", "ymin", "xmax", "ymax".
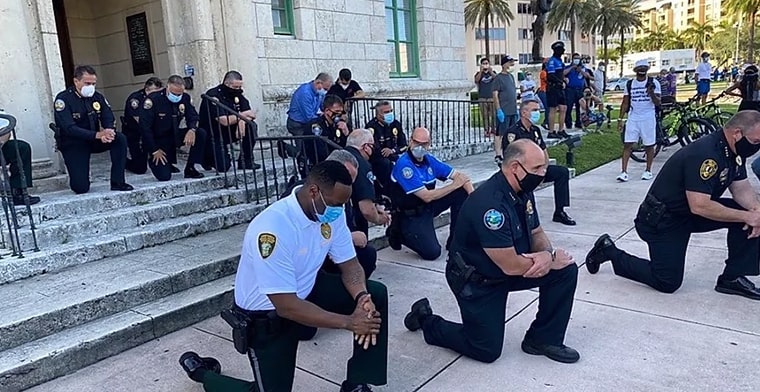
[
  {"xmin": 221, "ymin": 308, "xmax": 250, "ymax": 355},
  {"xmin": 638, "ymin": 194, "xmax": 668, "ymax": 227},
  {"xmin": 446, "ymin": 252, "xmax": 476, "ymax": 297}
]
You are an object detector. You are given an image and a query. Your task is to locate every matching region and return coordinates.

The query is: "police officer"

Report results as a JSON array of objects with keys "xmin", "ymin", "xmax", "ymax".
[
  {"xmin": 123, "ymin": 77, "xmax": 164, "ymax": 174},
  {"xmin": 365, "ymin": 101, "xmax": 407, "ymax": 195},
  {"xmin": 505, "ymin": 100, "xmax": 575, "ymax": 225},
  {"xmin": 545, "ymin": 42, "xmax": 570, "ymax": 139},
  {"xmin": 138, "ymin": 75, "xmax": 207, "ymax": 181},
  {"xmin": 386, "ymin": 127, "xmax": 473, "ymax": 260},
  {"xmin": 0, "ymin": 117, "xmax": 41, "ymax": 205},
  {"xmin": 179, "ymin": 161, "xmax": 388, "ymax": 392},
  {"xmin": 300, "ymin": 95, "xmax": 349, "ymax": 173},
  {"xmin": 586, "ymin": 111, "xmax": 760, "ymax": 299},
  {"xmin": 199, "ymin": 70, "xmax": 261, "ymax": 172},
  {"xmin": 53, "ymin": 65, "xmax": 133, "ymax": 194},
  {"xmin": 345, "ymin": 129, "xmax": 392, "ymax": 235},
  {"xmin": 404, "ymin": 139, "xmax": 580, "ymax": 364}
]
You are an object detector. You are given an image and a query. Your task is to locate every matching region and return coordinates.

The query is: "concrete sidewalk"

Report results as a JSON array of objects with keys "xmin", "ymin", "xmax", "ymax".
[{"xmin": 30, "ymin": 149, "xmax": 760, "ymax": 392}]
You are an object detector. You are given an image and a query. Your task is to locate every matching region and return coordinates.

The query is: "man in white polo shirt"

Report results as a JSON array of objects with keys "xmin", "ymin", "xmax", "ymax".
[
  {"xmin": 617, "ymin": 59, "xmax": 661, "ymax": 182},
  {"xmin": 696, "ymin": 52, "xmax": 712, "ymax": 105},
  {"xmin": 179, "ymin": 161, "xmax": 388, "ymax": 392}
]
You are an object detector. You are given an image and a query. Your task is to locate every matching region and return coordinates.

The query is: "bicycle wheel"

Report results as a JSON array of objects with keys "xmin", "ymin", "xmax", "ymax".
[
  {"xmin": 710, "ymin": 111, "xmax": 734, "ymax": 128},
  {"xmin": 630, "ymin": 142, "xmax": 661, "ymax": 162},
  {"xmin": 677, "ymin": 118, "xmax": 715, "ymax": 146}
]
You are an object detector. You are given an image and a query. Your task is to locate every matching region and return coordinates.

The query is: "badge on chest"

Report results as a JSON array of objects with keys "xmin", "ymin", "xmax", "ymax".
[{"xmin": 320, "ymin": 223, "xmax": 332, "ymax": 239}]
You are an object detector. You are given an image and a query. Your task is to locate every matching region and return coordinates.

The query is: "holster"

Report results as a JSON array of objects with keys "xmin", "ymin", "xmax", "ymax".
[
  {"xmin": 637, "ymin": 194, "xmax": 668, "ymax": 227},
  {"xmin": 446, "ymin": 252, "xmax": 476, "ymax": 297},
  {"xmin": 221, "ymin": 307, "xmax": 250, "ymax": 354}
]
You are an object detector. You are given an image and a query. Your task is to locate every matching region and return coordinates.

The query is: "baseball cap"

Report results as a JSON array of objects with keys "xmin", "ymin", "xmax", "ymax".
[
  {"xmin": 501, "ymin": 55, "xmax": 516, "ymax": 65},
  {"xmin": 551, "ymin": 41, "xmax": 565, "ymax": 50},
  {"xmin": 634, "ymin": 59, "xmax": 649, "ymax": 69}
]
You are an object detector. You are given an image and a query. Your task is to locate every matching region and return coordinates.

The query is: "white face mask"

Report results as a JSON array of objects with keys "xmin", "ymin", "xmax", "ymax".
[
  {"xmin": 572, "ymin": 59, "xmax": 581, "ymax": 65},
  {"xmin": 80, "ymin": 85, "xmax": 96, "ymax": 98},
  {"xmin": 599, "ymin": 66, "xmax": 606, "ymax": 72},
  {"xmin": 340, "ymin": 82, "xmax": 350, "ymax": 89},
  {"xmin": 526, "ymin": 75, "xmax": 533, "ymax": 80}
]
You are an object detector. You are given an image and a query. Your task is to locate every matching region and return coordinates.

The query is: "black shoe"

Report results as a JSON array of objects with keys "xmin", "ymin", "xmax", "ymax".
[
  {"xmin": 184, "ymin": 167, "xmax": 205, "ymax": 179},
  {"xmin": 110, "ymin": 182, "xmax": 134, "ymax": 191},
  {"xmin": 585, "ymin": 233, "xmax": 614, "ymax": 274},
  {"xmin": 521, "ymin": 338, "xmax": 580, "ymax": 363},
  {"xmin": 404, "ymin": 298, "xmax": 433, "ymax": 332},
  {"xmin": 11, "ymin": 189, "xmax": 40, "ymax": 206},
  {"xmin": 494, "ymin": 156, "xmax": 504, "ymax": 167},
  {"xmin": 558, "ymin": 131, "xmax": 571, "ymax": 139},
  {"xmin": 340, "ymin": 381, "xmax": 373, "ymax": 392},
  {"xmin": 237, "ymin": 161, "xmax": 262, "ymax": 170},
  {"xmin": 171, "ymin": 165, "xmax": 181, "ymax": 173},
  {"xmin": 201, "ymin": 163, "xmax": 214, "ymax": 171},
  {"xmin": 386, "ymin": 214, "xmax": 402, "ymax": 250},
  {"xmin": 547, "ymin": 131, "xmax": 561, "ymax": 139},
  {"xmin": 715, "ymin": 276, "xmax": 760, "ymax": 300},
  {"xmin": 179, "ymin": 352, "xmax": 221, "ymax": 383},
  {"xmin": 552, "ymin": 211, "xmax": 576, "ymax": 226}
]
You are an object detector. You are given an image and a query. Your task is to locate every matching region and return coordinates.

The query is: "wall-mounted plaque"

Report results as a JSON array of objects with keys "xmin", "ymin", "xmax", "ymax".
[{"xmin": 126, "ymin": 12, "xmax": 154, "ymax": 76}]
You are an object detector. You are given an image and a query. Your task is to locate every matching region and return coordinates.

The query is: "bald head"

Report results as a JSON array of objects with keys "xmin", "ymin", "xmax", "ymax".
[
  {"xmin": 412, "ymin": 127, "xmax": 430, "ymax": 141},
  {"xmin": 503, "ymin": 139, "xmax": 547, "ymax": 192}
]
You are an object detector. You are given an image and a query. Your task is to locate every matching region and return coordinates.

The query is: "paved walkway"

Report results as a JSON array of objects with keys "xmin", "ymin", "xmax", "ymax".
[{"xmin": 30, "ymin": 148, "xmax": 760, "ymax": 392}]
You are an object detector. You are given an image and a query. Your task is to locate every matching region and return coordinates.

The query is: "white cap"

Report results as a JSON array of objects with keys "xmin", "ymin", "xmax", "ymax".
[{"xmin": 634, "ymin": 59, "xmax": 649, "ymax": 69}]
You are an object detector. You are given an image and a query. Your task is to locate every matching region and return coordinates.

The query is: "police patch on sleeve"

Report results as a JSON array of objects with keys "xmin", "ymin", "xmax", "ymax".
[
  {"xmin": 367, "ymin": 171, "xmax": 376, "ymax": 183},
  {"xmin": 368, "ymin": 127, "xmax": 374, "ymax": 135},
  {"xmin": 258, "ymin": 233, "xmax": 276, "ymax": 259},
  {"xmin": 54, "ymin": 99, "xmax": 65, "ymax": 112},
  {"xmin": 143, "ymin": 98, "xmax": 153, "ymax": 110},
  {"xmin": 507, "ymin": 133, "xmax": 516, "ymax": 142},
  {"xmin": 699, "ymin": 159, "xmax": 718, "ymax": 180},
  {"xmin": 402, "ymin": 167, "xmax": 413, "ymax": 179},
  {"xmin": 130, "ymin": 99, "xmax": 139, "ymax": 110},
  {"xmin": 483, "ymin": 209, "xmax": 505, "ymax": 230}
]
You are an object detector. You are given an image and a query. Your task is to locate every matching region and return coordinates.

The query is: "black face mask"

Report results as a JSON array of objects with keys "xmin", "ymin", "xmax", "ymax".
[
  {"xmin": 736, "ymin": 137, "xmax": 760, "ymax": 157},
  {"xmin": 514, "ymin": 162, "xmax": 545, "ymax": 193},
  {"xmin": 222, "ymin": 84, "xmax": 243, "ymax": 97}
]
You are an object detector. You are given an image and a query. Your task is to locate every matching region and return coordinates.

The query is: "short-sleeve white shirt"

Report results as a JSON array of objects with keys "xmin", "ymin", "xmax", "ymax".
[
  {"xmin": 624, "ymin": 78, "xmax": 661, "ymax": 121},
  {"xmin": 234, "ymin": 188, "xmax": 356, "ymax": 311},
  {"xmin": 696, "ymin": 61, "xmax": 712, "ymax": 80}
]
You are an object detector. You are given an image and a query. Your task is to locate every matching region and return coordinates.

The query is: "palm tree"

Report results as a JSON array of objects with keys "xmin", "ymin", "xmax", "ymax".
[
  {"xmin": 546, "ymin": 0, "xmax": 592, "ymax": 55},
  {"xmin": 464, "ymin": 0, "xmax": 514, "ymax": 62},
  {"xmin": 582, "ymin": 0, "xmax": 640, "ymax": 85},
  {"xmin": 683, "ymin": 21, "xmax": 714, "ymax": 57},
  {"xmin": 722, "ymin": 0, "xmax": 760, "ymax": 62},
  {"xmin": 613, "ymin": 0, "xmax": 642, "ymax": 77}
]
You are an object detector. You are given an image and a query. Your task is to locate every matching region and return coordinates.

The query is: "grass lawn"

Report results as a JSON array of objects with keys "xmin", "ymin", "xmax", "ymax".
[{"xmin": 548, "ymin": 128, "xmax": 623, "ymax": 175}]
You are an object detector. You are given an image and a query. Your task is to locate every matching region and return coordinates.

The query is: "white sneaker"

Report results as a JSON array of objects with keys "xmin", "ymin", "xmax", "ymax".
[
  {"xmin": 641, "ymin": 171, "xmax": 653, "ymax": 180},
  {"xmin": 616, "ymin": 172, "xmax": 629, "ymax": 182}
]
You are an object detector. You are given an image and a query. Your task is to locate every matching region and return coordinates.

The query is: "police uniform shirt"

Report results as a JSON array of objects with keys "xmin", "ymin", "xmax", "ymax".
[
  {"xmin": 138, "ymin": 90, "xmax": 199, "ymax": 153},
  {"xmin": 346, "ymin": 146, "xmax": 376, "ymax": 235},
  {"xmin": 366, "ymin": 118, "xmax": 408, "ymax": 156},
  {"xmin": 54, "ymin": 87, "xmax": 115, "ymax": 140},
  {"xmin": 545, "ymin": 56, "xmax": 566, "ymax": 88},
  {"xmin": 199, "ymin": 84, "xmax": 252, "ymax": 134},
  {"xmin": 649, "ymin": 131, "xmax": 746, "ymax": 216},
  {"xmin": 234, "ymin": 188, "xmax": 356, "ymax": 311},
  {"xmin": 327, "ymin": 80, "xmax": 363, "ymax": 102},
  {"xmin": 391, "ymin": 152, "xmax": 454, "ymax": 209},
  {"xmin": 450, "ymin": 172, "xmax": 540, "ymax": 278},
  {"xmin": 123, "ymin": 89, "xmax": 148, "ymax": 133},
  {"xmin": 310, "ymin": 116, "xmax": 347, "ymax": 147},
  {"xmin": 504, "ymin": 121, "xmax": 547, "ymax": 150}
]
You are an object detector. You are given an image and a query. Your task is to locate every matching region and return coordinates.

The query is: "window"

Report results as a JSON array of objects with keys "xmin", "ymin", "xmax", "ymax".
[
  {"xmin": 518, "ymin": 53, "xmax": 532, "ymax": 63},
  {"xmin": 662, "ymin": 59, "xmax": 670, "ymax": 66},
  {"xmin": 558, "ymin": 30, "xmax": 571, "ymax": 41},
  {"xmin": 517, "ymin": 3, "xmax": 532, "ymax": 14},
  {"xmin": 386, "ymin": 0, "xmax": 419, "ymax": 77},
  {"xmin": 475, "ymin": 28, "xmax": 507, "ymax": 40},
  {"xmin": 518, "ymin": 28, "xmax": 531, "ymax": 40},
  {"xmin": 271, "ymin": 0, "xmax": 294, "ymax": 35}
]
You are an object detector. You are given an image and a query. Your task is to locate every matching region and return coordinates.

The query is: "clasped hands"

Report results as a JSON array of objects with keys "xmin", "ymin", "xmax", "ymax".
[
  {"xmin": 350, "ymin": 294, "xmax": 381, "ymax": 350},
  {"xmin": 522, "ymin": 248, "xmax": 574, "ymax": 279}
]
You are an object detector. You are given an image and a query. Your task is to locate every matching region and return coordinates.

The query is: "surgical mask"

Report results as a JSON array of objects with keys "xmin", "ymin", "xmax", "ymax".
[
  {"xmin": 80, "ymin": 85, "xmax": 95, "ymax": 98},
  {"xmin": 599, "ymin": 66, "xmax": 606, "ymax": 72},
  {"xmin": 529, "ymin": 111, "xmax": 541, "ymax": 124},
  {"xmin": 526, "ymin": 75, "xmax": 533, "ymax": 80},
  {"xmin": 317, "ymin": 88, "xmax": 327, "ymax": 96},
  {"xmin": 515, "ymin": 162, "xmax": 545, "ymax": 193},
  {"xmin": 573, "ymin": 59, "xmax": 580, "ymax": 65},
  {"xmin": 383, "ymin": 112, "xmax": 395, "ymax": 124},
  {"xmin": 735, "ymin": 137, "xmax": 760, "ymax": 157},
  {"xmin": 704, "ymin": 57, "xmax": 710, "ymax": 62},
  {"xmin": 340, "ymin": 82, "xmax": 350, "ymax": 90},
  {"xmin": 312, "ymin": 191, "xmax": 344, "ymax": 224},
  {"xmin": 168, "ymin": 92, "xmax": 182, "ymax": 103},
  {"xmin": 636, "ymin": 70, "xmax": 647, "ymax": 76},
  {"xmin": 411, "ymin": 145, "xmax": 427, "ymax": 159}
]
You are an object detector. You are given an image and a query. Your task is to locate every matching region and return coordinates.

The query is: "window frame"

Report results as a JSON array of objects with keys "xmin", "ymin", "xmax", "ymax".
[
  {"xmin": 386, "ymin": 0, "xmax": 420, "ymax": 78},
  {"xmin": 272, "ymin": 0, "xmax": 295, "ymax": 36}
]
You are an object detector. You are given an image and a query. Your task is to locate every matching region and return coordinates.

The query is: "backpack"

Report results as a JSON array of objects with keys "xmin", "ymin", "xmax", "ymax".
[{"xmin": 626, "ymin": 77, "xmax": 660, "ymax": 111}]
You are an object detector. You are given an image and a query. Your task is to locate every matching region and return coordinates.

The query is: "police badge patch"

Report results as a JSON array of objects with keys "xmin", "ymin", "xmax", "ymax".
[
  {"xmin": 54, "ymin": 99, "xmax": 65, "ymax": 112},
  {"xmin": 143, "ymin": 98, "xmax": 153, "ymax": 110},
  {"xmin": 483, "ymin": 209, "xmax": 505, "ymax": 230},
  {"xmin": 258, "ymin": 233, "xmax": 277, "ymax": 259},
  {"xmin": 427, "ymin": 167, "xmax": 434, "ymax": 176},
  {"xmin": 368, "ymin": 127, "xmax": 374, "ymax": 135},
  {"xmin": 526, "ymin": 200, "xmax": 534, "ymax": 215},
  {"xmin": 320, "ymin": 223, "xmax": 332, "ymax": 239},
  {"xmin": 392, "ymin": 128, "xmax": 398, "ymax": 136},
  {"xmin": 700, "ymin": 159, "xmax": 718, "ymax": 180},
  {"xmin": 402, "ymin": 167, "xmax": 413, "ymax": 179},
  {"xmin": 130, "ymin": 99, "xmax": 139, "ymax": 110},
  {"xmin": 234, "ymin": 97, "xmax": 240, "ymax": 104},
  {"xmin": 179, "ymin": 104, "xmax": 185, "ymax": 114},
  {"xmin": 93, "ymin": 102, "xmax": 101, "ymax": 112}
]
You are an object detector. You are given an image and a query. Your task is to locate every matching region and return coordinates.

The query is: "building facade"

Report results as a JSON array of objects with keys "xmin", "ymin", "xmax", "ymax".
[
  {"xmin": 636, "ymin": 0, "xmax": 727, "ymax": 35},
  {"xmin": 0, "ymin": 0, "xmax": 469, "ymax": 181}
]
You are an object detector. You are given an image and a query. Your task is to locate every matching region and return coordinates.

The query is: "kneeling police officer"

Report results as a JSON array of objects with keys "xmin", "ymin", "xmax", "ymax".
[{"xmin": 404, "ymin": 140, "xmax": 581, "ymax": 364}]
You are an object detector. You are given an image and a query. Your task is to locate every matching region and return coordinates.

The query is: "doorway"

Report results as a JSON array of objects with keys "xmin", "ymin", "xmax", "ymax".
[{"xmin": 52, "ymin": 0, "xmax": 74, "ymax": 86}]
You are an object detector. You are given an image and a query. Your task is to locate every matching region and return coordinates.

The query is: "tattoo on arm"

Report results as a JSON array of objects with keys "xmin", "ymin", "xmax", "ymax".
[{"xmin": 339, "ymin": 259, "xmax": 367, "ymax": 297}]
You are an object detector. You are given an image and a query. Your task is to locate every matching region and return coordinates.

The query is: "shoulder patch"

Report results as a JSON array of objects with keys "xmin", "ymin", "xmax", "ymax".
[
  {"xmin": 54, "ymin": 99, "xmax": 65, "ymax": 112},
  {"xmin": 507, "ymin": 133, "xmax": 516, "ymax": 143},
  {"xmin": 483, "ymin": 209, "xmax": 505, "ymax": 230},
  {"xmin": 427, "ymin": 167, "xmax": 434, "ymax": 176},
  {"xmin": 258, "ymin": 233, "xmax": 277, "ymax": 259},
  {"xmin": 130, "ymin": 98, "xmax": 140, "ymax": 110},
  {"xmin": 368, "ymin": 127, "xmax": 374, "ymax": 135},
  {"xmin": 367, "ymin": 171, "xmax": 376, "ymax": 183},
  {"xmin": 700, "ymin": 159, "xmax": 718, "ymax": 180},
  {"xmin": 402, "ymin": 166, "xmax": 413, "ymax": 179},
  {"xmin": 143, "ymin": 98, "xmax": 153, "ymax": 110}
]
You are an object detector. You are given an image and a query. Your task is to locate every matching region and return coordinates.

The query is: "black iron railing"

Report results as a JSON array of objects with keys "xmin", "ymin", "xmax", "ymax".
[{"xmin": 346, "ymin": 97, "xmax": 489, "ymax": 148}]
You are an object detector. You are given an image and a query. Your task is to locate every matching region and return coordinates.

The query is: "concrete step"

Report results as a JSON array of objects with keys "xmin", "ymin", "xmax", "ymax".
[
  {"xmin": 0, "ymin": 276, "xmax": 235, "ymax": 392},
  {"xmin": 4, "ymin": 187, "xmax": 252, "ymax": 250},
  {"xmin": 0, "ymin": 202, "xmax": 264, "ymax": 285}
]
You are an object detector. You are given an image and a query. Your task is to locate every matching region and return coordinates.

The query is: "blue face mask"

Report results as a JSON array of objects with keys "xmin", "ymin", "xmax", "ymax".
[
  {"xmin": 317, "ymin": 88, "xmax": 327, "ymax": 96},
  {"xmin": 167, "ymin": 92, "xmax": 182, "ymax": 103},
  {"xmin": 312, "ymin": 191, "xmax": 344, "ymax": 224},
  {"xmin": 383, "ymin": 112, "xmax": 395, "ymax": 124},
  {"xmin": 529, "ymin": 110, "xmax": 541, "ymax": 124}
]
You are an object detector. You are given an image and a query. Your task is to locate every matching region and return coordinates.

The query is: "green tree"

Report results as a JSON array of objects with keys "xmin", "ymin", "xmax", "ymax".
[
  {"xmin": 582, "ymin": 0, "xmax": 641, "ymax": 84},
  {"xmin": 464, "ymin": 0, "xmax": 515, "ymax": 61},
  {"xmin": 547, "ymin": 0, "xmax": 593, "ymax": 55},
  {"xmin": 596, "ymin": 46, "xmax": 620, "ymax": 62},
  {"xmin": 612, "ymin": 0, "xmax": 643, "ymax": 77},
  {"xmin": 683, "ymin": 21, "xmax": 714, "ymax": 56},
  {"xmin": 721, "ymin": 0, "xmax": 760, "ymax": 62}
]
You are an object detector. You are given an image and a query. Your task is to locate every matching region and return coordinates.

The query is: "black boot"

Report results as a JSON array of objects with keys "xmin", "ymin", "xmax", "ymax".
[
  {"xmin": 585, "ymin": 233, "xmax": 615, "ymax": 274},
  {"xmin": 184, "ymin": 167, "xmax": 205, "ymax": 179},
  {"xmin": 11, "ymin": 188, "xmax": 40, "ymax": 206}
]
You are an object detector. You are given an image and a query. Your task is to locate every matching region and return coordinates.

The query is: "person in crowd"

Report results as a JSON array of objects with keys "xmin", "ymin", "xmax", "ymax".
[
  {"xmin": 475, "ymin": 57, "xmax": 498, "ymax": 136},
  {"xmin": 696, "ymin": 52, "xmax": 712, "ymax": 105},
  {"xmin": 492, "ymin": 55, "xmax": 519, "ymax": 166},
  {"xmin": 123, "ymin": 77, "xmax": 164, "ymax": 174}
]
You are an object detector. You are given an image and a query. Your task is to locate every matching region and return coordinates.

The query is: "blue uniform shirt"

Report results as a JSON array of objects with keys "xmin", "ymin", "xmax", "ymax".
[
  {"xmin": 391, "ymin": 152, "xmax": 454, "ymax": 208},
  {"xmin": 287, "ymin": 82, "xmax": 323, "ymax": 123},
  {"xmin": 565, "ymin": 65, "xmax": 587, "ymax": 89},
  {"xmin": 546, "ymin": 56, "xmax": 566, "ymax": 86}
]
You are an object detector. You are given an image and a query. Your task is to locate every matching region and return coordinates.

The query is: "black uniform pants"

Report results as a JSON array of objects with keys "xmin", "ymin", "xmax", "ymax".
[
  {"xmin": 124, "ymin": 127, "xmax": 147, "ymax": 174},
  {"xmin": 564, "ymin": 88, "xmax": 584, "ymax": 128},
  {"xmin": 543, "ymin": 164, "xmax": 570, "ymax": 212},
  {"xmin": 609, "ymin": 198, "xmax": 760, "ymax": 293},
  {"xmin": 1, "ymin": 140, "xmax": 33, "ymax": 189},
  {"xmin": 148, "ymin": 128, "xmax": 207, "ymax": 182},
  {"xmin": 400, "ymin": 188, "xmax": 468, "ymax": 260},
  {"xmin": 205, "ymin": 122, "xmax": 258, "ymax": 172},
  {"xmin": 421, "ymin": 262, "xmax": 578, "ymax": 363},
  {"xmin": 370, "ymin": 156, "xmax": 394, "ymax": 197},
  {"xmin": 200, "ymin": 271, "xmax": 388, "ymax": 392},
  {"xmin": 60, "ymin": 133, "xmax": 127, "ymax": 194}
]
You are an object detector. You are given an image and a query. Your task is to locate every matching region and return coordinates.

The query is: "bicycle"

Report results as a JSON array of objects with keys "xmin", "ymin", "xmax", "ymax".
[{"xmin": 688, "ymin": 92, "xmax": 734, "ymax": 128}]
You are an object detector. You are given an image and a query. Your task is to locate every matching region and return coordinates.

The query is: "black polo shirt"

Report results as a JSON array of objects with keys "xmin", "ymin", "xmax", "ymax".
[
  {"xmin": 346, "ymin": 146, "xmax": 376, "ymax": 235},
  {"xmin": 504, "ymin": 120, "xmax": 547, "ymax": 150},
  {"xmin": 450, "ymin": 172, "xmax": 540, "ymax": 278},
  {"xmin": 327, "ymin": 80, "xmax": 363, "ymax": 102}
]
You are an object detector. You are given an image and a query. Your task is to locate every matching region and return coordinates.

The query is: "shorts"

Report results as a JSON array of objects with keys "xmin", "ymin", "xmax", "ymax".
[
  {"xmin": 496, "ymin": 113, "xmax": 519, "ymax": 136},
  {"xmin": 624, "ymin": 117, "xmax": 656, "ymax": 146},
  {"xmin": 547, "ymin": 87, "xmax": 566, "ymax": 108},
  {"xmin": 697, "ymin": 80, "xmax": 711, "ymax": 95}
]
